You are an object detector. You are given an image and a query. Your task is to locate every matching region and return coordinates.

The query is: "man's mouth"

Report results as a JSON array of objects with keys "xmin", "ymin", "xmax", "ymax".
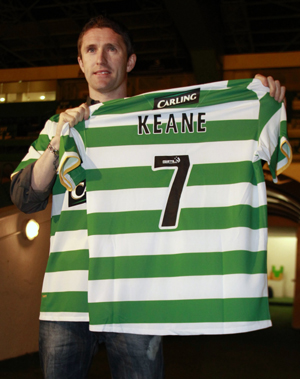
[{"xmin": 94, "ymin": 69, "xmax": 111, "ymax": 75}]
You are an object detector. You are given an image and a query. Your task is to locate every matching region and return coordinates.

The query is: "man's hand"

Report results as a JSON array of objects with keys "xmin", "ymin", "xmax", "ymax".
[
  {"xmin": 55, "ymin": 103, "xmax": 90, "ymax": 138},
  {"xmin": 255, "ymin": 74, "xmax": 286, "ymax": 103},
  {"xmin": 31, "ymin": 103, "xmax": 90, "ymax": 191}
]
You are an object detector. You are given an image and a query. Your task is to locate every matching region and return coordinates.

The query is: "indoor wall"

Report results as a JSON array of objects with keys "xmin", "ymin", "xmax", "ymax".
[{"xmin": 0, "ymin": 204, "xmax": 51, "ymax": 360}]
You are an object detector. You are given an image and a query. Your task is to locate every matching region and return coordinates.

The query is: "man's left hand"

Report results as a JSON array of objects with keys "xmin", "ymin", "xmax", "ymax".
[{"xmin": 255, "ymin": 74, "xmax": 286, "ymax": 103}]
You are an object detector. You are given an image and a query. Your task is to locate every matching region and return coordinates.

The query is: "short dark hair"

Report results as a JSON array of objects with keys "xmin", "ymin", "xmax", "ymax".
[{"xmin": 77, "ymin": 15, "xmax": 135, "ymax": 59}]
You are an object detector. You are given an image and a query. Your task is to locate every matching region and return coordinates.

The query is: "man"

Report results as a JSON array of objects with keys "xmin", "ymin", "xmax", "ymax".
[{"xmin": 11, "ymin": 15, "xmax": 286, "ymax": 379}]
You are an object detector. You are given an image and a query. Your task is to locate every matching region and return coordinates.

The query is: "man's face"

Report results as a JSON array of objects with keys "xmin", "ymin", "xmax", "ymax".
[{"xmin": 78, "ymin": 27, "xmax": 136, "ymax": 101}]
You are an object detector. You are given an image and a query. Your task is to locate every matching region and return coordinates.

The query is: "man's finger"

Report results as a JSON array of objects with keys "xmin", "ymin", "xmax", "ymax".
[
  {"xmin": 267, "ymin": 76, "xmax": 276, "ymax": 98},
  {"xmin": 80, "ymin": 103, "xmax": 90, "ymax": 120},
  {"xmin": 254, "ymin": 73, "xmax": 268, "ymax": 87},
  {"xmin": 279, "ymin": 85, "xmax": 286, "ymax": 104}
]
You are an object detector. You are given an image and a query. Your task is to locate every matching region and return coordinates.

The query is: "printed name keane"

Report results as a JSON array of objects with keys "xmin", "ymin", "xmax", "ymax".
[{"xmin": 137, "ymin": 112, "xmax": 206, "ymax": 135}]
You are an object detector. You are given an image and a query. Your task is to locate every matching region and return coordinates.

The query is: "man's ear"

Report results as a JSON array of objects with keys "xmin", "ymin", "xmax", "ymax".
[
  {"xmin": 78, "ymin": 56, "xmax": 85, "ymax": 74},
  {"xmin": 127, "ymin": 54, "xmax": 137, "ymax": 73}
]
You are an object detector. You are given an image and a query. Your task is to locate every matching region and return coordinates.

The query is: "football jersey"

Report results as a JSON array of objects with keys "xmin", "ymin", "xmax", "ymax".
[
  {"xmin": 58, "ymin": 78, "xmax": 292, "ymax": 335},
  {"xmin": 15, "ymin": 79, "xmax": 292, "ymax": 334}
]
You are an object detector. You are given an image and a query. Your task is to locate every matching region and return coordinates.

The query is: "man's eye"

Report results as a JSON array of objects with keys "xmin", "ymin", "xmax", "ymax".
[{"xmin": 88, "ymin": 48, "xmax": 95, "ymax": 53}]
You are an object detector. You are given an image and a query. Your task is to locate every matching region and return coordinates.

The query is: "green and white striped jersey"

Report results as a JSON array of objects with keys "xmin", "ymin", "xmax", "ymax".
[{"xmin": 15, "ymin": 79, "xmax": 292, "ymax": 335}]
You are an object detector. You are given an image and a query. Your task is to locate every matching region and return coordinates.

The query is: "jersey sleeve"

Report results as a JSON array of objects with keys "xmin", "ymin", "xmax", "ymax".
[
  {"xmin": 254, "ymin": 94, "xmax": 292, "ymax": 183},
  {"xmin": 11, "ymin": 116, "xmax": 59, "ymax": 177}
]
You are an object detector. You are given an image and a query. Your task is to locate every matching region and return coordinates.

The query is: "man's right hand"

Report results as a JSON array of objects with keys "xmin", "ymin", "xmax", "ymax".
[
  {"xmin": 31, "ymin": 103, "xmax": 90, "ymax": 191},
  {"xmin": 55, "ymin": 103, "xmax": 90, "ymax": 138}
]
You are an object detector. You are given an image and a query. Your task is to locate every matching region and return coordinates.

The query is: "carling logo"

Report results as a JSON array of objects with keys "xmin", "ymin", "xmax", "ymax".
[{"xmin": 153, "ymin": 88, "xmax": 200, "ymax": 110}]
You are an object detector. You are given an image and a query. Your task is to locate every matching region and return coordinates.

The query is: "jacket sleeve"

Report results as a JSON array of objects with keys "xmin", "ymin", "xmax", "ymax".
[{"xmin": 10, "ymin": 162, "xmax": 55, "ymax": 214}]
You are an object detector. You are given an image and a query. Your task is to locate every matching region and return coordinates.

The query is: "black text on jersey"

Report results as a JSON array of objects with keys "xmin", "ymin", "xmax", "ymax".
[{"xmin": 137, "ymin": 112, "xmax": 206, "ymax": 135}]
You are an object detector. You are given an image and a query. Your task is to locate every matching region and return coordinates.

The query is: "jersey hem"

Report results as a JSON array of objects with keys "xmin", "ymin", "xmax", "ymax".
[
  {"xmin": 39, "ymin": 312, "xmax": 89, "ymax": 322},
  {"xmin": 88, "ymin": 320, "xmax": 272, "ymax": 336}
]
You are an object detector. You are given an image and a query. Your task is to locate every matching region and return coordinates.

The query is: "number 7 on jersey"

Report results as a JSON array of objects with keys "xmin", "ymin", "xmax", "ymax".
[{"xmin": 153, "ymin": 155, "xmax": 191, "ymax": 229}]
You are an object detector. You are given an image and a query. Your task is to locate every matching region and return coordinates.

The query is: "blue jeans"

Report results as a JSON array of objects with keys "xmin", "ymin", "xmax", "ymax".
[{"xmin": 39, "ymin": 321, "xmax": 164, "ymax": 379}]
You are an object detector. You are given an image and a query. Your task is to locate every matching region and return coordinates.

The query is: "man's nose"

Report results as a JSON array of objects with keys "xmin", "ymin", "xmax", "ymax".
[{"xmin": 97, "ymin": 48, "xmax": 107, "ymax": 64}]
